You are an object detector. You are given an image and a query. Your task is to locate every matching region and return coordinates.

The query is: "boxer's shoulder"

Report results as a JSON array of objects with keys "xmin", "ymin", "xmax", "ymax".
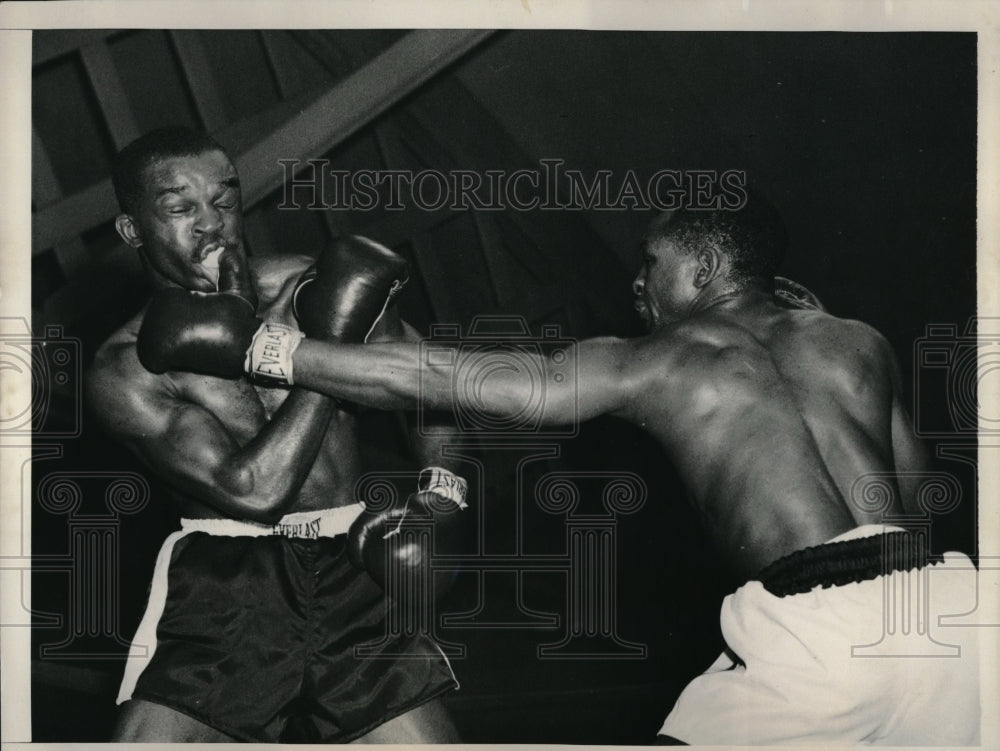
[
  {"xmin": 90, "ymin": 308, "xmax": 143, "ymax": 380},
  {"xmin": 773, "ymin": 311, "xmax": 893, "ymax": 370},
  {"xmin": 87, "ymin": 320, "xmax": 174, "ymax": 437},
  {"xmin": 641, "ymin": 318, "xmax": 727, "ymax": 364}
]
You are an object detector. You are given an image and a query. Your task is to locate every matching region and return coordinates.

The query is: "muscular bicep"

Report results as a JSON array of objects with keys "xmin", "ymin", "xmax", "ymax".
[
  {"xmin": 538, "ymin": 337, "xmax": 636, "ymax": 424},
  {"xmin": 131, "ymin": 398, "xmax": 255, "ymax": 508}
]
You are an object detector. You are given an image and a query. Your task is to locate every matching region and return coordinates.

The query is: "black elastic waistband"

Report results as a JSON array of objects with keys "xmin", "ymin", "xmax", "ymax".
[{"xmin": 756, "ymin": 530, "xmax": 944, "ymax": 597}]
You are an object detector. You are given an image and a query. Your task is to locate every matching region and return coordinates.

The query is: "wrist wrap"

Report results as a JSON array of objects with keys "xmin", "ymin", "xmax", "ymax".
[{"xmin": 244, "ymin": 322, "xmax": 304, "ymax": 386}]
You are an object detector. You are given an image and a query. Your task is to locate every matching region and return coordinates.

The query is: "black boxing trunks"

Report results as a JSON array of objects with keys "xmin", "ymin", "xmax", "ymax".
[
  {"xmin": 117, "ymin": 506, "xmax": 458, "ymax": 742},
  {"xmin": 658, "ymin": 525, "xmax": 980, "ymax": 745}
]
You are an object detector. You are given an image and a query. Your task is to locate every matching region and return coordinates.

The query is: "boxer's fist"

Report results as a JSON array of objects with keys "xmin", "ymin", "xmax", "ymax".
[
  {"xmin": 774, "ymin": 276, "xmax": 826, "ymax": 312},
  {"xmin": 138, "ymin": 248, "xmax": 303, "ymax": 385},
  {"xmin": 137, "ymin": 286, "xmax": 260, "ymax": 378},
  {"xmin": 293, "ymin": 235, "xmax": 409, "ymax": 342},
  {"xmin": 347, "ymin": 468, "xmax": 468, "ymax": 597}
]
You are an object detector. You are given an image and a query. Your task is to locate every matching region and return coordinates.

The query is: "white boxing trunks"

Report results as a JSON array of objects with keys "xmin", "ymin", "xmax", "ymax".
[{"xmin": 658, "ymin": 525, "xmax": 980, "ymax": 745}]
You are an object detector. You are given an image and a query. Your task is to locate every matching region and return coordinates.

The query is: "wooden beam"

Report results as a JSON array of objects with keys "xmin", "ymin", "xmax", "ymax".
[
  {"xmin": 401, "ymin": 75, "xmax": 637, "ymax": 332},
  {"xmin": 30, "ymin": 85, "xmax": 344, "ymax": 255},
  {"xmin": 472, "ymin": 212, "xmax": 520, "ymax": 309},
  {"xmin": 41, "ymin": 242, "xmax": 144, "ymax": 327},
  {"xmin": 258, "ymin": 31, "xmax": 294, "ymax": 100},
  {"xmin": 31, "ymin": 129, "xmax": 62, "ymax": 206},
  {"xmin": 259, "ymin": 31, "xmax": 347, "ymax": 242},
  {"xmin": 32, "ymin": 29, "xmax": 493, "ymax": 256},
  {"xmin": 79, "ymin": 41, "xmax": 141, "ymax": 150},
  {"xmin": 31, "ymin": 82, "xmax": 318, "ymax": 257},
  {"xmin": 369, "ymin": 122, "xmax": 461, "ymax": 321},
  {"xmin": 287, "ymin": 30, "xmax": 352, "ymax": 77},
  {"xmin": 169, "ymin": 31, "xmax": 229, "ymax": 131},
  {"xmin": 242, "ymin": 208, "xmax": 277, "ymax": 257},
  {"xmin": 32, "ymin": 29, "xmax": 119, "ymax": 67},
  {"xmin": 31, "ymin": 128, "xmax": 91, "ymax": 278},
  {"xmin": 237, "ymin": 29, "xmax": 493, "ymax": 207},
  {"xmin": 33, "ymin": 180, "xmax": 117, "ymax": 256}
]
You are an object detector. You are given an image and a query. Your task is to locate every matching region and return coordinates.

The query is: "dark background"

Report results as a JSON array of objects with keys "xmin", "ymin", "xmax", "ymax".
[{"xmin": 28, "ymin": 30, "xmax": 977, "ymax": 743}]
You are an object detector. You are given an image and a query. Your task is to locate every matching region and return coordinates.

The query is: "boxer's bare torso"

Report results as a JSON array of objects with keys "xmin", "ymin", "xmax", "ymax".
[
  {"xmin": 89, "ymin": 255, "xmax": 375, "ymax": 519},
  {"xmin": 611, "ymin": 291, "xmax": 917, "ymax": 577}
]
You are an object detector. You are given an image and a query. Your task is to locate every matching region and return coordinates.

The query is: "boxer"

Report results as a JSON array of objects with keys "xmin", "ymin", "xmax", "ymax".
[
  {"xmin": 86, "ymin": 127, "xmax": 466, "ymax": 743},
  {"xmin": 146, "ymin": 194, "xmax": 980, "ymax": 744}
]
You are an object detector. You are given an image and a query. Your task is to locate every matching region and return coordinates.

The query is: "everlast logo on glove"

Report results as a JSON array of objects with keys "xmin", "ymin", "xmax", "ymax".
[
  {"xmin": 245, "ymin": 322, "xmax": 305, "ymax": 386},
  {"xmin": 418, "ymin": 467, "xmax": 469, "ymax": 509}
]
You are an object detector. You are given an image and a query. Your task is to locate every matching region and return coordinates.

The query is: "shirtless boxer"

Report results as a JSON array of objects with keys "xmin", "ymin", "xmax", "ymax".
[
  {"xmin": 135, "ymin": 192, "xmax": 981, "ymax": 744},
  {"xmin": 85, "ymin": 127, "xmax": 465, "ymax": 743}
]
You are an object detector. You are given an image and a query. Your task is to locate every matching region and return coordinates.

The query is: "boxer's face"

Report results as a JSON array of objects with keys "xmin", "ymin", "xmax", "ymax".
[
  {"xmin": 116, "ymin": 149, "xmax": 245, "ymax": 292},
  {"xmin": 632, "ymin": 235, "xmax": 702, "ymax": 329}
]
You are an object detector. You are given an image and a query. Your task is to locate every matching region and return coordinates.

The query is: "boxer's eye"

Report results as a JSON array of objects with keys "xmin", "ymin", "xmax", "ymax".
[{"xmin": 214, "ymin": 189, "xmax": 239, "ymax": 211}]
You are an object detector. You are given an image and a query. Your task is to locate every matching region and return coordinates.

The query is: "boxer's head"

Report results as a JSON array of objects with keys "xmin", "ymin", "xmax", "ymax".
[
  {"xmin": 112, "ymin": 126, "xmax": 247, "ymax": 293},
  {"xmin": 633, "ymin": 192, "xmax": 787, "ymax": 329}
]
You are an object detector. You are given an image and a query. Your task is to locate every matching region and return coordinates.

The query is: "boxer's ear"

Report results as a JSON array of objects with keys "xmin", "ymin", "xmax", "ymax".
[
  {"xmin": 693, "ymin": 246, "xmax": 721, "ymax": 289},
  {"xmin": 115, "ymin": 214, "xmax": 143, "ymax": 249}
]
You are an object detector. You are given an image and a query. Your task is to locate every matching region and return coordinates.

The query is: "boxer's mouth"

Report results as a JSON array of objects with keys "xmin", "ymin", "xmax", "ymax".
[
  {"xmin": 633, "ymin": 298, "xmax": 655, "ymax": 328},
  {"xmin": 195, "ymin": 241, "xmax": 227, "ymax": 266},
  {"xmin": 193, "ymin": 241, "xmax": 228, "ymax": 289}
]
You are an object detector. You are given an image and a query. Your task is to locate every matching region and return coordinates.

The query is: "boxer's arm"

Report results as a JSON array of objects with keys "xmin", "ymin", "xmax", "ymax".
[
  {"xmin": 366, "ymin": 310, "xmax": 468, "ymax": 469},
  {"xmin": 86, "ymin": 342, "xmax": 334, "ymax": 523},
  {"xmin": 291, "ymin": 335, "xmax": 637, "ymax": 426}
]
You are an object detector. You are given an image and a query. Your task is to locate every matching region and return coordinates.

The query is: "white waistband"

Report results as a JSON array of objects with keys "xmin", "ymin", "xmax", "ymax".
[
  {"xmin": 827, "ymin": 523, "xmax": 908, "ymax": 544},
  {"xmin": 180, "ymin": 503, "xmax": 365, "ymax": 539}
]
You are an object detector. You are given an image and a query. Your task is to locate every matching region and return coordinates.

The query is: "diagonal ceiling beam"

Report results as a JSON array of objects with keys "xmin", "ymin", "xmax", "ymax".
[
  {"xmin": 32, "ymin": 28, "xmax": 494, "ymax": 255},
  {"xmin": 32, "ymin": 29, "xmax": 121, "ymax": 66},
  {"xmin": 237, "ymin": 29, "xmax": 492, "ymax": 206}
]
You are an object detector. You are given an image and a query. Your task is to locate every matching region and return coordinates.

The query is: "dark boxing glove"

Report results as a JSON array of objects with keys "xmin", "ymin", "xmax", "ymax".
[
  {"xmin": 348, "ymin": 467, "xmax": 469, "ymax": 596},
  {"xmin": 137, "ymin": 248, "xmax": 304, "ymax": 385},
  {"xmin": 137, "ymin": 286, "xmax": 261, "ymax": 377},
  {"xmin": 293, "ymin": 235, "xmax": 409, "ymax": 342}
]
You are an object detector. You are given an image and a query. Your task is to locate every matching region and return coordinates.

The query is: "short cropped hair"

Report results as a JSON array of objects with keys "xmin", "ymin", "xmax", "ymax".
[
  {"xmin": 648, "ymin": 191, "xmax": 788, "ymax": 286},
  {"xmin": 112, "ymin": 126, "xmax": 226, "ymax": 215}
]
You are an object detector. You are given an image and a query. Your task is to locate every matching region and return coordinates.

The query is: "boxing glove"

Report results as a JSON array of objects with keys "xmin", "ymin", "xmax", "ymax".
[
  {"xmin": 137, "ymin": 244, "xmax": 304, "ymax": 385},
  {"xmin": 137, "ymin": 286, "xmax": 262, "ymax": 378},
  {"xmin": 348, "ymin": 467, "xmax": 468, "ymax": 597},
  {"xmin": 774, "ymin": 276, "xmax": 827, "ymax": 312},
  {"xmin": 293, "ymin": 235, "xmax": 409, "ymax": 342}
]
